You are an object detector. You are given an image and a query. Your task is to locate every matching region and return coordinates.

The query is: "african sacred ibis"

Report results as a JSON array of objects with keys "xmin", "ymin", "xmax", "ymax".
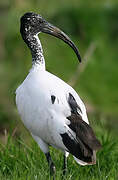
[{"xmin": 16, "ymin": 12, "xmax": 101, "ymax": 178}]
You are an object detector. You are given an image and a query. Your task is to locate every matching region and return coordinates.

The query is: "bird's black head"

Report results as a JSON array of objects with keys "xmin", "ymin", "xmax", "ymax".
[
  {"xmin": 20, "ymin": 12, "xmax": 81, "ymax": 62},
  {"xmin": 20, "ymin": 12, "xmax": 46, "ymax": 38}
]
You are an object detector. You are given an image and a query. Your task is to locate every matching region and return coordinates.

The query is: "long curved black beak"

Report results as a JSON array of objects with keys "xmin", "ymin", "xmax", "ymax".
[{"xmin": 41, "ymin": 22, "xmax": 81, "ymax": 62}]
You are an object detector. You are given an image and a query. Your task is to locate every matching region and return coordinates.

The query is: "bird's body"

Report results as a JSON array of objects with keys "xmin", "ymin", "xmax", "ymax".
[
  {"xmin": 16, "ymin": 63, "xmax": 88, "ymax": 161},
  {"xmin": 16, "ymin": 12, "xmax": 101, "ymax": 177}
]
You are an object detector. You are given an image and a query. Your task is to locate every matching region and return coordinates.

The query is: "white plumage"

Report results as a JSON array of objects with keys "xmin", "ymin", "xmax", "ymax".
[
  {"xmin": 16, "ymin": 12, "xmax": 101, "ymax": 176},
  {"xmin": 16, "ymin": 64, "xmax": 88, "ymax": 157}
]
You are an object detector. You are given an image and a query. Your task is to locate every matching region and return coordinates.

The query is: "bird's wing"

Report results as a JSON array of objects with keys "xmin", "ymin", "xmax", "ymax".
[
  {"xmin": 59, "ymin": 91, "xmax": 101, "ymax": 164},
  {"xmin": 40, "ymin": 71, "xmax": 101, "ymax": 163}
]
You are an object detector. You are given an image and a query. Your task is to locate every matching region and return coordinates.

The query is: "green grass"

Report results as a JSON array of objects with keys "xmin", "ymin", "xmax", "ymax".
[{"xmin": 0, "ymin": 120, "xmax": 118, "ymax": 180}]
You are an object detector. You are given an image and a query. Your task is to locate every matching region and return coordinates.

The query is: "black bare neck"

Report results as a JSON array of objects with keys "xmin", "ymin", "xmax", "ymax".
[{"xmin": 20, "ymin": 27, "xmax": 45, "ymax": 67}]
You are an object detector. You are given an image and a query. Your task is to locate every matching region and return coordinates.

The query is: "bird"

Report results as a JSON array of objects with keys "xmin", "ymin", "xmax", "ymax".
[{"xmin": 16, "ymin": 12, "xmax": 101, "ymax": 179}]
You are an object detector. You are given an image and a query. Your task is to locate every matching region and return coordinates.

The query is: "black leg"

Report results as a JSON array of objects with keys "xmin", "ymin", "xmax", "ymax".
[
  {"xmin": 45, "ymin": 152, "xmax": 56, "ymax": 180},
  {"xmin": 63, "ymin": 152, "xmax": 68, "ymax": 175}
]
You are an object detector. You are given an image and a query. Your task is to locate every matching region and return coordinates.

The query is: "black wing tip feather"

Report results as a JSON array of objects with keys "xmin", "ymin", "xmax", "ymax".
[
  {"xmin": 67, "ymin": 113, "xmax": 102, "ymax": 151},
  {"xmin": 60, "ymin": 133, "xmax": 93, "ymax": 163},
  {"xmin": 65, "ymin": 92, "xmax": 102, "ymax": 163},
  {"xmin": 68, "ymin": 93, "xmax": 82, "ymax": 114},
  {"xmin": 60, "ymin": 131, "xmax": 101, "ymax": 164},
  {"xmin": 77, "ymin": 118, "xmax": 102, "ymax": 150}
]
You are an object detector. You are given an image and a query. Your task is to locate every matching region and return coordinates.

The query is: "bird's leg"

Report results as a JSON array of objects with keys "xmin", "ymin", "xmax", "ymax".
[
  {"xmin": 62, "ymin": 152, "xmax": 69, "ymax": 175},
  {"xmin": 63, "ymin": 154, "xmax": 67, "ymax": 175},
  {"xmin": 45, "ymin": 152, "xmax": 56, "ymax": 180}
]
